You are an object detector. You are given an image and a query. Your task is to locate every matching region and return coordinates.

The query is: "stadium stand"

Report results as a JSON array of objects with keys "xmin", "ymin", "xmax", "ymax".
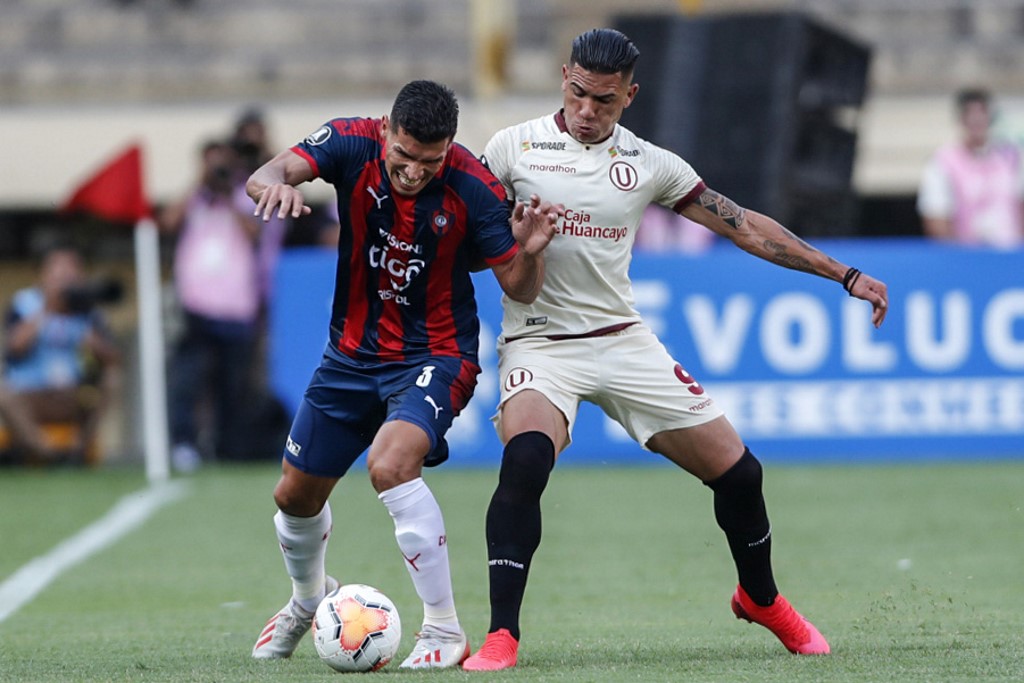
[{"xmin": 2, "ymin": 0, "xmax": 1024, "ymax": 104}]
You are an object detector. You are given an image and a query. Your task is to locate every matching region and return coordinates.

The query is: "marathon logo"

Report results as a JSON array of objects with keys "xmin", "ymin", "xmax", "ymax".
[
  {"xmin": 558, "ymin": 209, "xmax": 628, "ymax": 242},
  {"xmin": 528, "ymin": 163, "xmax": 577, "ymax": 174},
  {"xmin": 687, "ymin": 398, "xmax": 715, "ymax": 413},
  {"xmin": 488, "ymin": 558, "xmax": 525, "ymax": 570}
]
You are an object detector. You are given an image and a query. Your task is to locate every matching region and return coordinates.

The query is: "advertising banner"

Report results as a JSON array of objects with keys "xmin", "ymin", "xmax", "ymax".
[{"xmin": 270, "ymin": 240, "xmax": 1024, "ymax": 465}]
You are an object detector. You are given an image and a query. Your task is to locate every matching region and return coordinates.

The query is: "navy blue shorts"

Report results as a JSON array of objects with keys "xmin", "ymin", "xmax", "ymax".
[{"xmin": 282, "ymin": 353, "xmax": 480, "ymax": 478}]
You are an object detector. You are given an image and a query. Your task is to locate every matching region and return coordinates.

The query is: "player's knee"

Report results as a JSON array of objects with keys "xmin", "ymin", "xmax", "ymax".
[
  {"xmin": 497, "ymin": 431, "xmax": 556, "ymax": 499},
  {"xmin": 273, "ymin": 478, "xmax": 324, "ymax": 517},
  {"xmin": 705, "ymin": 447, "xmax": 762, "ymax": 494},
  {"xmin": 367, "ymin": 454, "xmax": 420, "ymax": 494}
]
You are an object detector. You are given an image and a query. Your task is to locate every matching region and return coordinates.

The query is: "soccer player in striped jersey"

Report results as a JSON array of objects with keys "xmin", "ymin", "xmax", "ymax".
[
  {"xmin": 462, "ymin": 29, "xmax": 889, "ymax": 670},
  {"xmin": 246, "ymin": 80, "xmax": 562, "ymax": 669}
]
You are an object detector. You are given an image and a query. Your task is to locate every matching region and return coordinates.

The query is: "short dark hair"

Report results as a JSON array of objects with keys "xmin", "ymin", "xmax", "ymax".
[
  {"xmin": 201, "ymin": 138, "xmax": 231, "ymax": 157},
  {"xmin": 956, "ymin": 87, "xmax": 991, "ymax": 113},
  {"xmin": 36, "ymin": 239, "xmax": 83, "ymax": 271},
  {"xmin": 569, "ymin": 28, "xmax": 640, "ymax": 77},
  {"xmin": 390, "ymin": 80, "xmax": 459, "ymax": 143}
]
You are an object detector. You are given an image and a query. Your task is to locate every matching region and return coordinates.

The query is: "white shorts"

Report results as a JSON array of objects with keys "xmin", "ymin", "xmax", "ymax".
[{"xmin": 493, "ymin": 323, "xmax": 724, "ymax": 450}]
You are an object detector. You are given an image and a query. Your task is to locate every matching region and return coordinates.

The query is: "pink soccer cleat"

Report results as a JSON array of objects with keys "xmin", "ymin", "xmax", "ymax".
[
  {"xmin": 462, "ymin": 628, "xmax": 519, "ymax": 671},
  {"xmin": 731, "ymin": 585, "xmax": 830, "ymax": 655}
]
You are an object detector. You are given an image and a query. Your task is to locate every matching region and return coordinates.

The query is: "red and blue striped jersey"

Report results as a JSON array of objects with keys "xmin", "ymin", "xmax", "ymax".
[{"xmin": 291, "ymin": 117, "xmax": 518, "ymax": 365}]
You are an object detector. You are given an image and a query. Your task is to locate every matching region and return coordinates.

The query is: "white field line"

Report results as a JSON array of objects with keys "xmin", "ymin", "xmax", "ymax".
[{"xmin": 0, "ymin": 480, "xmax": 190, "ymax": 624}]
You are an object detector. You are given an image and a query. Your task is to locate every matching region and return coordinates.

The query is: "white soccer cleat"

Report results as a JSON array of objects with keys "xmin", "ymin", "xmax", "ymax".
[
  {"xmin": 252, "ymin": 576, "xmax": 339, "ymax": 659},
  {"xmin": 399, "ymin": 624, "xmax": 470, "ymax": 669}
]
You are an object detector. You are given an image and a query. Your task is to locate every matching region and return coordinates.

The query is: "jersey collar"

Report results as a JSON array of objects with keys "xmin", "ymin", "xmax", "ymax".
[{"xmin": 554, "ymin": 109, "xmax": 569, "ymax": 133}]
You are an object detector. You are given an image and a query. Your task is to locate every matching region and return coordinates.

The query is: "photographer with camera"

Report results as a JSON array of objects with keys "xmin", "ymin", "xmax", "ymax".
[
  {"xmin": 0, "ymin": 243, "xmax": 122, "ymax": 465},
  {"xmin": 159, "ymin": 139, "xmax": 264, "ymax": 472}
]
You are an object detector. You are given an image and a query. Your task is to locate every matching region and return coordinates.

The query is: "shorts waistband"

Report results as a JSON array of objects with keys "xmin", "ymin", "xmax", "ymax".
[{"xmin": 504, "ymin": 321, "xmax": 638, "ymax": 343}]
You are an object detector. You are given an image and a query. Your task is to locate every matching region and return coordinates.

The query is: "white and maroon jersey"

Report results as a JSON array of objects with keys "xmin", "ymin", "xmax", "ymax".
[{"xmin": 483, "ymin": 111, "xmax": 706, "ymax": 340}]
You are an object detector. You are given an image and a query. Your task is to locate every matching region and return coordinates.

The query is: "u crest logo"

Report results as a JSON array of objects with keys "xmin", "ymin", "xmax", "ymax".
[
  {"xmin": 503, "ymin": 367, "xmax": 534, "ymax": 392},
  {"xmin": 609, "ymin": 161, "xmax": 638, "ymax": 191}
]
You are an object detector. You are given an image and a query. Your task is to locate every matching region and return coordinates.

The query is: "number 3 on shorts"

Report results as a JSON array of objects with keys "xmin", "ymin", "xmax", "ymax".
[{"xmin": 416, "ymin": 365, "xmax": 436, "ymax": 388}]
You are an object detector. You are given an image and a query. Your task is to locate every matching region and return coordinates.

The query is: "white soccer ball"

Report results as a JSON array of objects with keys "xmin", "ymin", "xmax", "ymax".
[{"xmin": 312, "ymin": 584, "xmax": 402, "ymax": 673}]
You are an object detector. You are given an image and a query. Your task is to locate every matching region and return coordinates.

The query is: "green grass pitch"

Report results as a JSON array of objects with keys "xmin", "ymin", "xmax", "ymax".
[{"xmin": 0, "ymin": 460, "xmax": 1021, "ymax": 682}]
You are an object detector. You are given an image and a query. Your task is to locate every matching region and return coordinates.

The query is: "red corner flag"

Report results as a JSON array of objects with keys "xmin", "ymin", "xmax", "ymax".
[{"xmin": 62, "ymin": 143, "xmax": 151, "ymax": 224}]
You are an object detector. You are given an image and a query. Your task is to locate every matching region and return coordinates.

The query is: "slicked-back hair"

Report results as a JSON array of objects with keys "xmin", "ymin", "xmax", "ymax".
[
  {"xmin": 390, "ymin": 80, "xmax": 459, "ymax": 144},
  {"xmin": 569, "ymin": 28, "xmax": 640, "ymax": 77}
]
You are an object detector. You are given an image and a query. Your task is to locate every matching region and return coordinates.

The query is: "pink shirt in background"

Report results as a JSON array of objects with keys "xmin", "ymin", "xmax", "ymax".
[
  {"xmin": 635, "ymin": 205, "xmax": 715, "ymax": 254},
  {"xmin": 173, "ymin": 189, "xmax": 260, "ymax": 323},
  {"xmin": 918, "ymin": 142, "xmax": 1024, "ymax": 248}
]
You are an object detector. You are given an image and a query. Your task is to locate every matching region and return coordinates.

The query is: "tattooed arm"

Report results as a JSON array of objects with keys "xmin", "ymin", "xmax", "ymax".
[
  {"xmin": 680, "ymin": 187, "xmax": 830, "ymax": 275},
  {"xmin": 680, "ymin": 187, "xmax": 890, "ymax": 327}
]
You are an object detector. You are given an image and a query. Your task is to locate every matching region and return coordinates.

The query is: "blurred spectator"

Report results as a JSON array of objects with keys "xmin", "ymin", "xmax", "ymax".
[
  {"xmin": 230, "ymin": 107, "xmax": 273, "ymax": 176},
  {"xmin": 917, "ymin": 88, "xmax": 1024, "ymax": 248},
  {"xmin": 228, "ymin": 108, "xmax": 297, "ymax": 457},
  {"xmin": 0, "ymin": 243, "xmax": 121, "ymax": 465},
  {"xmin": 634, "ymin": 204, "xmax": 716, "ymax": 253},
  {"xmin": 159, "ymin": 140, "xmax": 262, "ymax": 471},
  {"xmin": 230, "ymin": 107, "xmax": 289, "ymax": 305}
]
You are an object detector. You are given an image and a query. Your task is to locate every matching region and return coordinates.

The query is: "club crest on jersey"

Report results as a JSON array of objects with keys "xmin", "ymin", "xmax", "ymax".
[
  {"xmin": 304, "ymin": 125, "xmax": 332, "ymax": 146},
  {"xmin": 503, "ymin": 367, "xmax": 535, "ymax": 393},
  {"xmin": 609, "ymin": 161, "xmax": 638, "ymax": 191},
  {"xmin": 430, "ymin": 209, "xmax": 455, "ymax": 236}
]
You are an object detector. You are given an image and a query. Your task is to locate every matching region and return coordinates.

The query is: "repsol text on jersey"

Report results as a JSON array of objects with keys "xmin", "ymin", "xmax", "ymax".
[{"xmin": 559, "ymin": 208, "xmax": 628, "ymax": 242}]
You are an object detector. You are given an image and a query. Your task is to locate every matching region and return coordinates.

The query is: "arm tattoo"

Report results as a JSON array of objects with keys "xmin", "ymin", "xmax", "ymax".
[
  {"xmin": 765, "ymin": 228, "xmax": 841, "ymax": 276},
  {"xmin": 698, "ymin": 189, "xmax": 746, "ymax": 230},
  {"xmin": 763, "ymin": 239, "xmax": 815, "ymax": 273}
]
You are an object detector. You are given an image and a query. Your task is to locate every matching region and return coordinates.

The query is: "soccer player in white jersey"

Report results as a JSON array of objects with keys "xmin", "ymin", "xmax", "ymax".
[{"xmin": 462, "ymin": 28, "xmax": 889, "ymax": 671}]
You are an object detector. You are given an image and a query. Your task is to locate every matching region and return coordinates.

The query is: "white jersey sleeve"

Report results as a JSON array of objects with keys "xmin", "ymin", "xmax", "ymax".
[
  {"xmin": 488, "ymin": 113, "xmax": 704, "ymax": 340},
  {"xmin": 645, "ymin": 143, "xmax": 706, "ymax": 211}
]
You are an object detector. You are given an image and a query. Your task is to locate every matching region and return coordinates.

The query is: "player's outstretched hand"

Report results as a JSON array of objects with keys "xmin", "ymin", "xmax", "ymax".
[
  {"xmin": 512, "ymin": 194, "xmax": 564, "ymax": 255},
  {"xmin": 253, "ymin": 183, "xmax": 313, "ymax": 222},
  {"xmin": 849, "ymin": 271, "xmax": 889, "ymax": 328}
]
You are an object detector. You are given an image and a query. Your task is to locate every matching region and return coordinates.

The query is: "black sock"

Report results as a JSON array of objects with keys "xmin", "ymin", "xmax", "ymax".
[
  {"xmin": 705, "ymin": 448, "xmax": 778, "ymax": 606},
  {"xmin": 485, "ymin": 431, "xmax": 555, "ymax": 641}
]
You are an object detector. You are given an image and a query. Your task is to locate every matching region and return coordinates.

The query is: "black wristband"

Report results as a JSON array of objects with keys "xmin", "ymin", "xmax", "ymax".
[{"xmin": 842, "ymin": 267, "xmax": 862, "ymax": 295}]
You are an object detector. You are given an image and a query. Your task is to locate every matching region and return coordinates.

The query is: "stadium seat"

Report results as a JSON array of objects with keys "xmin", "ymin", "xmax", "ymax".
[{"xmin": 0, "ymin": 421, "xmax": 101, "ymax": 467}]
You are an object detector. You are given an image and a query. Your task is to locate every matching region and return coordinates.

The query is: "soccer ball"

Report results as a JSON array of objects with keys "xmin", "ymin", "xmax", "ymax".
[{"xmin": 312, "ymin": 584, "xmax": 402, "ymax": 672}]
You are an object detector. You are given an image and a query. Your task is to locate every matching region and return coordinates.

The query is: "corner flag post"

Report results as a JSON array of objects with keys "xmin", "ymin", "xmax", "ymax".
[{"xmin": 63, "ymin": 144, "xmax": 170, "ymax": 482}]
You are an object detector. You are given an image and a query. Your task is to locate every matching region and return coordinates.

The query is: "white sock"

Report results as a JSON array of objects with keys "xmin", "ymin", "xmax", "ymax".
[
  {"xmin": 379, "ymin": 478, "xmax": 460, "ymax": 631},
  {"xmin": 274, "ymin": 502, "xmax": 333, "ymax": 614}
]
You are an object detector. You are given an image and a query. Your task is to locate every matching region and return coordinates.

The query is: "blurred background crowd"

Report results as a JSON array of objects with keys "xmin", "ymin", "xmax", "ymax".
[{"xmin": 1, "ymin": 0, "xmax": 1022, "ymax": 468}]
